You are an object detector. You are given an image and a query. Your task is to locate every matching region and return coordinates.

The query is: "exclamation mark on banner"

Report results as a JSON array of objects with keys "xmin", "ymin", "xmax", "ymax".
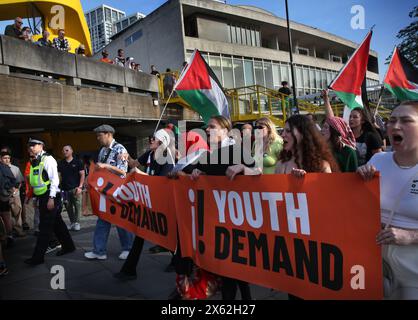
[
  {"xmin": 188, "ymin": 189, "xmax": 197, "ymax": 251},
  {"xmin": 197, "ymin": 190, "xmax": 205, "ymax": 254}
]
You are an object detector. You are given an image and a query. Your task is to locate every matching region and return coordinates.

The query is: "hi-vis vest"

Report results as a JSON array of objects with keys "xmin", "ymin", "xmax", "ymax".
[{"xmin": 29, "ymin": 155, "xmax": 50, "ymax": 196}]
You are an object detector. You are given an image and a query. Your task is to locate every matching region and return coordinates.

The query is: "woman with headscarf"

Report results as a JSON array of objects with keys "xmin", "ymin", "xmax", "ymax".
[{"xmin": 321, "ymin": 116, "xmax": 358, "ymax": 172}]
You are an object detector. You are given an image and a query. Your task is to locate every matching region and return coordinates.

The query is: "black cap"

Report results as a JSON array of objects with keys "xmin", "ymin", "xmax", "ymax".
[{"xmin": 93, "ymin": 124, "xmax": 115, "ymax": 134}]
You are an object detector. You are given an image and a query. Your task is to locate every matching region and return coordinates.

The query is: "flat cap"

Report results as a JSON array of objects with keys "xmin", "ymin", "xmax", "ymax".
[{"xmin": 93, "ymin": 124, "xmax": 115, "ymax": 134}]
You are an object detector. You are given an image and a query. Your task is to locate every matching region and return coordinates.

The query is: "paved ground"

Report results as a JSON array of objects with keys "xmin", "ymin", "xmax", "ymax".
[{"xmin": 0, "ymin": 210, "xmax": 287, "ymax": 300}]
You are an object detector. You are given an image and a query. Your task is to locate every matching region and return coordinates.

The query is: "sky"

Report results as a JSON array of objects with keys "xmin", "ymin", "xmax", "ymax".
[{"xmin": 1, "ymin": 0, "xmax": 416, "ymax": 81}]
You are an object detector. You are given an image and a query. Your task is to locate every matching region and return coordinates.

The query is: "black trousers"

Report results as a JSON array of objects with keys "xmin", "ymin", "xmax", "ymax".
[
  {"xmin": 120, "ymin": 236, "xmax": 145, "ymax": 275},
  {"xmin": 221, "ymin": 277, "xmax": 252, "ymax": 300},
  {"xmin": 31, "ymin": 193, "xmax": 75, "ymax": 262}
]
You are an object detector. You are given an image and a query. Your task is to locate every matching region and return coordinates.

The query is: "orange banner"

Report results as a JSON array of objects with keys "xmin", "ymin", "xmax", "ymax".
[
  {"xmin": 88, "ymin": 168, "xmax": 177, "ymax": 251},
  {"xmin": 173, "ymin": 174, "xmax": 383, "ymax": 300}
]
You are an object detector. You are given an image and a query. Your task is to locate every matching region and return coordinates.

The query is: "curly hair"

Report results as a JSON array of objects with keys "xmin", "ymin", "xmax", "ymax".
[{"xmin": 280, "ymin": 115, "xmax": 340, "ymax": 173}]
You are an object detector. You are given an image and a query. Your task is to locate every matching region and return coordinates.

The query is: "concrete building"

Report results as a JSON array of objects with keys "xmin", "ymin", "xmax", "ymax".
[
  {"xmin": 98, "ymin": 0, "xmax": 380, "ymax": 94},
  {"xmin": 114, "ymin": 12, "xmax": 146, "ymax": 35},
  {"xmin": 85, "ymin": 5, "xmax": 126, "ymax": 54}
]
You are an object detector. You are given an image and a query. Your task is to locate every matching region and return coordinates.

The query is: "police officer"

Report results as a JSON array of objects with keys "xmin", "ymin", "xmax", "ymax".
[{"xmin": 24, "ymin": 138, "xmax": 75, "ymax": 265}]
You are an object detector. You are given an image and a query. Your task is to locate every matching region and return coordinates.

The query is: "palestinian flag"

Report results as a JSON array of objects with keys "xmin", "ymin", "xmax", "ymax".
[
  {"xmin": 384, "ymin": 47, "xmax": 418, "ymax": 101},
  {"xmin": 175, "ymin": 49, "xmax": 230, "ymax": 123},
  {"xmin": 329, "ymin": 31, "xmax": 373, "ymax": 109}
]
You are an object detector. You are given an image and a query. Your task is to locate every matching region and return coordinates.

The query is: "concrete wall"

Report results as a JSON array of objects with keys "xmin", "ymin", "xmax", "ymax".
[
  {"xmin": 196, "ymin": 15, "xmax": 229, "ymax": 43},
  {"xmin": 0, "ymin": 74, "xmax": 199, "ymax": 121},
  {"xmin": 98, "ymin": 0, "xmax": 186, "ymax": 74},
  {"xmin": 0, "ymin": 35, "xmax": 159, "ymax": 92}
]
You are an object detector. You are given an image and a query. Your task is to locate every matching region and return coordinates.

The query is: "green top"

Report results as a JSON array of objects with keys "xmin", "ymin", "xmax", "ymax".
[
  {"xmin": 334, "ymin": 146, "xmax": 358, "ymax": 173},
  {"xmin": 261, "ymin": 139, "xmax": 283, "ymax": 175}
]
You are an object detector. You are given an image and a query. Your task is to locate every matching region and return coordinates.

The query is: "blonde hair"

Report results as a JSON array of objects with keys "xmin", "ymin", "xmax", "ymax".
[{"xmin": 255, "ymin": 117, "xmax": 282, "ymax": 149}]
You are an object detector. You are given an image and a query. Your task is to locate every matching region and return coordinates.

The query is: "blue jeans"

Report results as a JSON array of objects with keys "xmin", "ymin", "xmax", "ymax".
[{"xmin": 93, "ymin": 217, "xmax": 133, "ymax": 255}]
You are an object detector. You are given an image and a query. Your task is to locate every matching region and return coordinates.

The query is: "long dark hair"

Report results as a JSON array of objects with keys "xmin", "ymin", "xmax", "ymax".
[
  {"xmin": 352, "ymin": 107, "xmax": 382, "ymax": 141},
  {"xmin": 280, "ymin": 115, "xmax": 340, "ymax": 173}
]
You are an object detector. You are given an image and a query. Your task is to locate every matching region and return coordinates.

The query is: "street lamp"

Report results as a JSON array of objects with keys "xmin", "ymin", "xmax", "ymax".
[{"xmin": 284, "ymin": 0, "xmax": 299, "ymax": 114}]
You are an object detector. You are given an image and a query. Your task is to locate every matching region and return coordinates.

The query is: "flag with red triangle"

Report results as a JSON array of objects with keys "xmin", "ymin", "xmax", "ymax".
[
  {"xmin": 384, "ymin": 47, "xmax": 418, "ymax": 101},
  {"xmin": 174, "ymin": 49, "xmax": 230, "ymax": 123},
  {"xmin": 329, "ymin": 31, "xmax": 373, "ymax": 109}
]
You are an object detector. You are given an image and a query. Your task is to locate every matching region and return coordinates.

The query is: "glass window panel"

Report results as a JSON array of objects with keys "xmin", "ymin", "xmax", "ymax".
[
  {"xmin": 105, "ymin": 8, "xmax": 111, "ymax": 22},
  {"xmin": 233, "ymin": 58, "xmax": 245, "ymax": 88},
  {"xmin": 280, "ymin": 65, "xmax": 289, "ymax": 82},
  {"xmin": 273, "ymin": 64, "xmax": 281, "ymax": 88},
  {"xmin": 97, "ymin": 10, "xmax": 103, "ymax": 23},
  {"xmin": 202, "ymin": 53, "xmax": 209, "ymax": 63},
  {"xmin": 122, "ymin": 19, "xmax": 129, "ymax": 29},
  {"xmin": 236, "ymin": 27, "xmax": 242, "ymax": 45},
  {"xmin": 251, "ymin": 29, "xmax": 256, "ymax": 47},
  {"xmin": 303, "ymin": 68, "xmax": 309, "ymax": 88},
  {"xmin": 246, "ymin": 28, "xmax": 252, "ymax": 46},
  {"xmin": 321, "ymin": 70, "xmax": 328, "ymax": 88},
  {"xmin": 254, "ymin": 61, "xmax": 264, "ymax": 86},
  {"xmin": 91, "ymin": 11, "xmax": 97, "ymax": 25},
  {"xmin": 315, "ymin": 70, "xmax": 321, "ymax": 88},
  {"xmin": 231, "ymin": 25, "xmax": 236, "ymax": 43},
  {"xmin": 112, "ymin": 10, "xmax": 118, "ymax": 22},
  {"xmin": 264, "ymin": 61, "xmax": 274, "ymax": 89},
  {"xmin": 244, "ymin": 60, "xmax": 254, "ymax": 86},
  {"xmin": 295, "ymin": 67, "xmax": 303, "ymax": 88},
  {"xmin": 309, "ymin": 69, "xmax": 315, "ymax": 88},
  {"xmin": 255, "ymin": 30, "xmax": 260, "ymax": 47},
  {"xmin": 222, "ymin": 57, "xmax": 234, "ymax": 89},
  {"xmin": 326, "ymin": 71, "xmax": 333, "ymax": 86},
  {"xmin": 209, "ymin": 55, "xmax": 223, "ymax": 85}
]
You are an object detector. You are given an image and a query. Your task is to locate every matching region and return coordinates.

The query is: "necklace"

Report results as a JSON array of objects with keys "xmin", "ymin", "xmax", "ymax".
[{"xmin": 393, "ymin": 154, "xmax": 418, "ymax": 169}]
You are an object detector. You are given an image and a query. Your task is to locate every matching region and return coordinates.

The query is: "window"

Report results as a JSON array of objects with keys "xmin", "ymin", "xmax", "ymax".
[
  {"xmin": 222, "ymin": 57, "xmax": 234, "ymax": 89},
  {"xmin": 97, "ymin": 9, "xmax": 103, "ymax": 23},
  {"xmin": 105, "ymin": 8, "xmax": 111, "ymax": 22},
  {"xmin": 236, "ymin": 27, "xmax": 242, "ymax": 45},
  {"xmin": 309, "ymin": 69, "xmax": 315, "ymax": 88},
  {"xmin": 230, "ymin": 25, "xmax": 237, "ymax": 43},
  {"xmin": 254, "ymin": 61, "xmax": 264, "ymax": 86},
  {"xmin": 255, "ymin": 30, "xmax": 260, "ymax": 47},
  {"xmin": 91, "ymin": 11, "xmax": 97, "ymax": 26},
  {"xmin": 209, "ymin": 55, "xmax": 223, "ymax": 85},
  {"xmin": 112, "ymin": 10, "xmax": 118, "ymax": 22},
  {"xmin": 331, "ymin": 55, "xmax": 342, "ymax": 63},
  {"xmin": 246, "ymin": 28, "xmax": 252, "ymax": 46},
  {"xmin": 265, "ymin": 61, "xmax": 274, "ymax": 89},
  {"xmin": 129, "ymin": 16, "xmax": 138, "ymax": 24},
  {"xmin": 280, "ymin": 65, "xmax": 289, "ymax": 83},
  {"xmin": 273, "ymin": 64, "xmax": 281, "ymax": 88},
  {"xmin": 321, "ymin": 70, "xmax": 328, "ymax": 88},
  {"xmin": 85, "ymin": 13, "xmax": 90, "ymax": 26},
  {"xmin": 122, "ymin": 19, "xmax": 129, "ymax": 29},
  {"xmin": 233, "ymin": 58, "xmax": 245, "ymax": 88},
  {"xmin": 315, "ymin": 70, "xmax": 321, "ymax": 89},
  {"xmin": 295, "ymin": 66, "xmax": 303, "ymax": 88},
  {"xmin": 125, "ymin": 30, "xmax": 143, "ymax": 47},
  {"xmin": 244, "ymin": 60, "xmax": 254, "ymax": 86},
  {"xmin": 303, "ymin": 68, "xmax": 309, "ymax": 88},
  {"xmin": 297, "ymin": 47, "xmax": 309, "ymax": 56},
  {"xmin": 251, "ymin": 29, "xmax": 256, "ymax": 47}
]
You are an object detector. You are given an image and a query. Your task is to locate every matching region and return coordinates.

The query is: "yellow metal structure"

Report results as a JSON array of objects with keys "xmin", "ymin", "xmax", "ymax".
[
  {"xmin": 0, "ymin": 0, "xmax": 92, "ymax": 55},
  {"xmin": 159, "ymin": 71, "xmax": 391, "ymax": 126}
]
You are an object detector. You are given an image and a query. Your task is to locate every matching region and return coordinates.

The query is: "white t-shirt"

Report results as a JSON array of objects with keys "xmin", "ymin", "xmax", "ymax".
[{"xmin": 368, "ymin": 152, "xmax": 418, "ymax": 229}]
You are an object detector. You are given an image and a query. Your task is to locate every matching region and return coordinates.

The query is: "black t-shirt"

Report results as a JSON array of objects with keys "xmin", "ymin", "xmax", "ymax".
[
  {"xmin": 278, "ymin": 87, "xmax": 291, "ymax": 96},
  {"xmin": 58, "ymin": 158, "xmax": 83, "ymax": 191},
  {"xmin": 184, "ymin": 144, "xmax": 255, "ymax": 176},
  {"xmin": 138, "ymin": 150, "xmax": 173, "ymax": 177},
  {"xmin": 355, "ymin": 131, "xmax": 382, "ymax": 166}
]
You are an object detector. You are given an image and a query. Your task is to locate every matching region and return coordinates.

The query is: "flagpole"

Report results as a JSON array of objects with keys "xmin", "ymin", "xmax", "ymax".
[
  {"xmin": 285, "ymin": 0, "xmax": 299, "ymax": 114},
  {"xmin": 153, "ymin": 63, "xmax": 189, "ymax": 135},
  {"xmin": 374, "ymin": 46, "xmax": 396, "ymax": 118}
]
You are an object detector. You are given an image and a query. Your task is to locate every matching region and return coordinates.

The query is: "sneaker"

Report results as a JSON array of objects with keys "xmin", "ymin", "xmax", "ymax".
[
  {"xmin": 46, "ymin": 244, "xmax": 62, "ymax": 254},
  {"xmin": 84, "ymin": 251, "xmax": 107, "ymax": 260},
  {"xmin": 67, "ymin": 223, "xmax": 75, "ymax": 231},
  {"xmin": 118, "ymin": 251, "xmax": 130, "ymax": 260},
  {"xmin": 73, "ymin": 223, "xmax": 81, "ymax": 231},
  {"xmin": 0, "ymin": 264, "xmax": 8, "ymax": 277}
]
